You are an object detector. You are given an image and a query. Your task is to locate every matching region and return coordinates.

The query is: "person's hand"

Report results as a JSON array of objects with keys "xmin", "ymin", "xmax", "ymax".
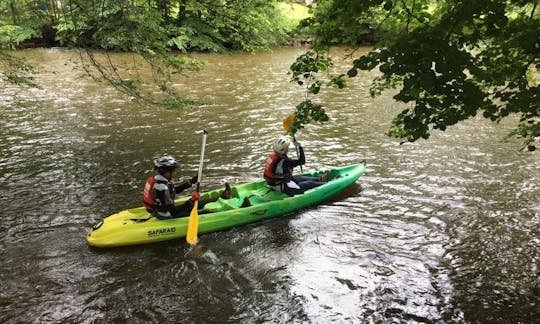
[
  {"xmin": 189, "ymin": 175, "xmax": 198, "ymax": 185},
  {"xmin": 191, "ymin": 192, "xmax": 200, "ymax": 201},
  {"xmin": 293, "ymin": 141, "xmax": 302, "ymax": 148},
  {"xmin": 283, "ymin": 173, "xmax": 292, "ymax": 182}
]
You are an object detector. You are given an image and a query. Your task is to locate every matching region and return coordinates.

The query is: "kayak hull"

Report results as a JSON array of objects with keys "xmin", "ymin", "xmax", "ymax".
[{"xmin": 87, "ymin": 162, "xmax": 366, "ymax": 247}]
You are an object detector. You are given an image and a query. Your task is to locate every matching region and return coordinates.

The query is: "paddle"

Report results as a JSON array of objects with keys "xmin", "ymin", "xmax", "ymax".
[
  {"xmin": 282, "ymin": 113, "xmax": 303, "ymax": 173},
  {"xmin": 186, "ymin": 130, "xmax": 208, "ymax": 246}
]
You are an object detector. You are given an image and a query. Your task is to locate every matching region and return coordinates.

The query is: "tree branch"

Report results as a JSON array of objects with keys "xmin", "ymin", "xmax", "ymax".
[
  {"xmin": 374, "ymin": 0, "xmax": 397, "ymax": 33},
  {"xmin": 400, "ymin": 0, "xmax": 430, "ymax": 29}
]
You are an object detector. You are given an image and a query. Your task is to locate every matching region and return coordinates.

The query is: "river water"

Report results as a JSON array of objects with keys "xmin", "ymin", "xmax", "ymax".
[{"xmin": 1, "ymin": 47, "xmax": 538, "ymax": 323}]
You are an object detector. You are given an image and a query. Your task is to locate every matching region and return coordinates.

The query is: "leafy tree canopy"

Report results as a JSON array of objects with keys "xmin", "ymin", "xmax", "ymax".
[{"xmin": 290, "ymin": 0, "xmax": 539, "ymax": 150}]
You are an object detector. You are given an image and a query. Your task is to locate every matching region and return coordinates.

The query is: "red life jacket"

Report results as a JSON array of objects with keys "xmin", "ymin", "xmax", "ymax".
[
  {"xmin": 143, "ymin": 176, "xmax": 156, "ymax": 212},
  {"xmin": 264, "ymin": 153, "xmax": 287, "ymax": 185}
]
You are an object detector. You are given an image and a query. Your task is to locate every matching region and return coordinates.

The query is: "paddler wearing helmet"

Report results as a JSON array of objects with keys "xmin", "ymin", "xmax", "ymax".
[
  {"xmin": 142, "ymin": 155, "xmax": 199, "ymax": 219},
  {"xmin": 263, "ymin": 135, "xmax": 328, "ymax": 196},
  {"xmin": 143, "ymin": 155, "xmax": 230, "ymax": 219}
]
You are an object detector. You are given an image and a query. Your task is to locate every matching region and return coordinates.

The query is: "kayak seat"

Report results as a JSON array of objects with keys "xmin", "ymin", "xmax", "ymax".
[
  {"xmin": 203, "ymin": 199, "xmax": 227, "ymax": 213},
  {"xmin": 246, "ymin": 196, "xmax": 269, "ymax": 205},
  {"xmin": 202, "ymin": 197, "xmax": 245, "ymax": 212},
  {"xmin": 202, "ymin": 186, "xmax": 289, "ymax": 213},
  {"xmin": 203, "ymin": 190, "xmax": 245, "ymax": 212},
  {"xmin": 246, "ymin": 189, "xmax": 288, "ymax": 205}
]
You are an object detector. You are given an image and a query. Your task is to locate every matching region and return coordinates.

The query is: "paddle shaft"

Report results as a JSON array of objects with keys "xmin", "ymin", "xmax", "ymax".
[
  {"xmin": 186, "ymin": 129, "xmax": 208, "ymax": 246},
  {"xmin": 292, "ymin": 135, "xmax": 303, "ymax": 173},
  {"xmin": 196, "ymin": 130, "xmax": 208, "ymax": 191},
  {"xmin": 283, "ymin": 113, "xmax": 303, "ymax": 173}
]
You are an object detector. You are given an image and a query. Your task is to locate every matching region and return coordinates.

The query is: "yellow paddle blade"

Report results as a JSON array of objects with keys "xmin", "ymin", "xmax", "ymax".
[
  {"xmin": 283, "ymin": 113, "xmax": 295, "ymax": 133},
  {"xmin": 186, "ymin": 200, "xmax": 199, "ymax": 245}
]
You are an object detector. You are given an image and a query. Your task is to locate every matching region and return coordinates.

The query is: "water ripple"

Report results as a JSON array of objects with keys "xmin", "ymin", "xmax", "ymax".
[{"xmin": 1, "ymin": 47, "xmax": 538, "ymax": 323}]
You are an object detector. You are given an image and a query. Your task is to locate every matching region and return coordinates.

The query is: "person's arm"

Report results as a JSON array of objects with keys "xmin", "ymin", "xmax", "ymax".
[
  {"xmin": 175, "ymin": 180, "xmax": 191, "ymax": 193},
  {"xmin": 282, "ymin": 145, "xmax": 305, "ymax": 168},
  {"xmin": 175, "ymin": 176, "xmax": 197, "ymax": 193}
]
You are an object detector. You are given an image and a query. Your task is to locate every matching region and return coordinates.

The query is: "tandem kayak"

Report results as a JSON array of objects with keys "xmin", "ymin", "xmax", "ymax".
[{"xmin": 87, "ymin": 162, "xmax": 366, "ymax": 247}]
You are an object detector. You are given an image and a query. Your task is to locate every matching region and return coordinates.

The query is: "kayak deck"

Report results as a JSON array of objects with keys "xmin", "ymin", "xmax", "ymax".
[{"xmin": 87, "ymin": 162, "xmax": 366, "ymax": 247}]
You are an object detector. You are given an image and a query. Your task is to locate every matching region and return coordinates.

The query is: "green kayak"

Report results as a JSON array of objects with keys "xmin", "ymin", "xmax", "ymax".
[{"xmin": 86, "ymin": 162, "xmax": 366, "ymax": 247}]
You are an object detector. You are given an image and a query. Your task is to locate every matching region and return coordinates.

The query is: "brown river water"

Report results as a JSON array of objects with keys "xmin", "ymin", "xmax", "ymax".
[{"xmin": 0, "ymin": 47, "xmax": 538, "ymax": 323}]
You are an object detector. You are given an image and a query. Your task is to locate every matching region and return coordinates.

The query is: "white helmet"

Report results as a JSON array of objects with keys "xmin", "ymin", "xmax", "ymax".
[{"xmin": 272, "ymin": 135, "xmax": 290, "ymax": 154}]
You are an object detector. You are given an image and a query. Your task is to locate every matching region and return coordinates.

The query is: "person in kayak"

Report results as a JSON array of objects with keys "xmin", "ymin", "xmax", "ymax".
[
  {"xmin": 264, "ymin": 135, "xmax": 328, "ymax": 196},
  {"xmin": 143, "ymin": 155, "xmax": 230, "ymax": 219}
]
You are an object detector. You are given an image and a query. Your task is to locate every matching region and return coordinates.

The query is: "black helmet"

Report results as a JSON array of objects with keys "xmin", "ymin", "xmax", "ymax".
[{"xmin": 154, "ymin": 155, "xmax": 180, "ymax": 174}]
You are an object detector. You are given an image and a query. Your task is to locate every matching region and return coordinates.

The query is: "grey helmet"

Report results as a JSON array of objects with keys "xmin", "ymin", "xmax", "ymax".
[{"xmin": 154, "ymin": 155, "xmax": 179, "ymax": 174}]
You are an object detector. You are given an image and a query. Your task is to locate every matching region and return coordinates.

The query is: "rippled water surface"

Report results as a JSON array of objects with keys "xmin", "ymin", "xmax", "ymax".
[{"xmin": 1, "ymin": 48, "xmax": 538, "ymax": 323}]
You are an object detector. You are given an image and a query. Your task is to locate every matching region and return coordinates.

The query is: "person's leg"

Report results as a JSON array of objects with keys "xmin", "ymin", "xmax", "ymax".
[
  {"xmin": 297, "ymin": 179, "xmax": 324, "ymax": 191},
  {"xmin": 197, "ymin": 198, "xmax": 216, "ymax": 210},
  {"xmin": 170, "ymin": 201, "xmax": 194, "ymax": 218},
  {"xmin": 282, "ymin": 178, "xmax": 323, "ymax": 196},
  {"xmin": 220, "ymin": 182, "xmax": 232, "ymax": 199},
  {"xmin": 172, "ymin": 183, "xmax": 231, "ymax": 216},
  {"xmin": 292, "ymin": 175, "xmax": 319, "ymax": 183},
  {"xmin": 292, "ymin": 175, "xmax": 325, "ymax": 190},
  {"xmin": 282, "ymin": 185, "xmax": 304, "ymax": 196}
]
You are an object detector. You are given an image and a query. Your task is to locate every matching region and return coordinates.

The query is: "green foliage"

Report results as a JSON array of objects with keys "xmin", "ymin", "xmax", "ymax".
[
  {"xmin": 291, "ymin": 0, "xmax": 540, "ymax": 148},
  {"xmin": 288, "ymin": 49, "xmax": 335, "ymax": 134},
  {"xmin": 0, "ymin": 0, "xmax": 290, "ymax": 52},
  {"xmin": 278, "ymin": 2, "xmax": 311, "ymax": 35},
  {"xmin": 0, "ymin": 25, "xmax": 39, "ymax": 48},
  {"xmin": 288, "ymin": 99, "xmax": 330, "ymax": 135},
  {"xmin": 290, "ymin": 49, "xmax": 333, "ymax": 87},
  {"xmin": 504, "ymin": 119, "xmax": 540, "ymax": 151}
]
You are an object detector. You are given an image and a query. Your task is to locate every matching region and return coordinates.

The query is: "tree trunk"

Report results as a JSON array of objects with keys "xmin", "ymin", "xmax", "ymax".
[
  {"xmin": 177, "ymin": 0, "xmax": 186, "ymax": 25},
  {"xmin": 9, "ymin": 1, "xmax": 18, "ymax": 24}
]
